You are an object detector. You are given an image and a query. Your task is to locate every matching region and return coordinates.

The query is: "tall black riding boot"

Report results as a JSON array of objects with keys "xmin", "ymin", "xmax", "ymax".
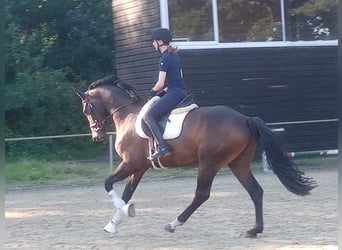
[{"xmin": 144, "ymin": 118, "xmax": 171, "ymax": 160}]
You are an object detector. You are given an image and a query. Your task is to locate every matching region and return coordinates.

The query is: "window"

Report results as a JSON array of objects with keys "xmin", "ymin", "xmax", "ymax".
[
  {"xmin": 168, "ymin": 0, "xmax": 215, "ymax": 41},
  {"xmin": 160, "ymin": 0, "xmax": 338, "ymax": 48}
]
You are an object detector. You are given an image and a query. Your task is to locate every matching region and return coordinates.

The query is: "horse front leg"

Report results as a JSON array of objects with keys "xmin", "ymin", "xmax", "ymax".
[
  {"xmin": 122, "ymin": 168, "xmax": 147, "ymax": 203},
  {"xmin": 165, "ymin": 168, "xmax": 217, "ymax": 233},
  {"xmin": 103, "ymin": 162, "xmax": 145, "ymax": 234}
]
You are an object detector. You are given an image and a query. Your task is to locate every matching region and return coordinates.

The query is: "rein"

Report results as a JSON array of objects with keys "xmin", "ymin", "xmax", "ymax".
[{"xmin": 88, "ymin": 97, "xmax": 140, "ymax": 131}]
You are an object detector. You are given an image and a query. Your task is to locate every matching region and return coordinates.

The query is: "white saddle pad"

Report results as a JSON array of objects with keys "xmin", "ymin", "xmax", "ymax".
[{"xmin": 135, "ymin": 96, "xmax": 198, "ymax": 140}]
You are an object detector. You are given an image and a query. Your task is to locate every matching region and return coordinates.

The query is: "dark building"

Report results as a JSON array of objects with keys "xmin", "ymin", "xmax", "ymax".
[{"xmin": 112, "ymin": 0, "xmax": 338, "ymax": 153}]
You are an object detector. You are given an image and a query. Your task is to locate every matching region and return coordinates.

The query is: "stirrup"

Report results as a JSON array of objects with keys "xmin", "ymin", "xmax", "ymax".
[{"xmin": 148, "ymin": 146, "xmax": 171, "ymax": 160}]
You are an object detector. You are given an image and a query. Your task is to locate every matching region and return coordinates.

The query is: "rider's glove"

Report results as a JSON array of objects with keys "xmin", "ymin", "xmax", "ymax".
[{"xmin": 149, "ymin": 89, "xmax": 157, "ymax": 98}]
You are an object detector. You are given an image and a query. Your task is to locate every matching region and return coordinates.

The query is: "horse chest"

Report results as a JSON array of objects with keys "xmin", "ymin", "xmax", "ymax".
[
  {"xmin": 114, "ymin": 131, "xmax": 135, "ymax": 158},
  {"xmin": 114, "ymin": 134, "xmax": 125, "ymax": 156}
]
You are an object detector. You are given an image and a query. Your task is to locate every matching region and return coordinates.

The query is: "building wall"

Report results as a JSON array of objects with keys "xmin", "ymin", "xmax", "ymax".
[
  {"xmin": 112, "ymin": 0, "xmax": 161, "ymax": 91},
  {"xmin": 179, "ymin": 46, "xmax": 338, "ymax": 151},
  {"xmin": 112, "ymin": 0, "xmax": 338, "ymax": 152}
]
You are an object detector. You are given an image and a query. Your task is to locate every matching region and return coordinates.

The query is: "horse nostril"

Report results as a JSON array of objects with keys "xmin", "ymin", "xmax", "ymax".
[{"xmin": 92, "ymin": 135, "xmax": 104, "ymax": 142}]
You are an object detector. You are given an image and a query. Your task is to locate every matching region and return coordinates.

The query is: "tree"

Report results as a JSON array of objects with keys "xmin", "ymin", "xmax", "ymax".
[{"xmin": 5, "ymin": 0, "xmax": 116, "ymax": 159}]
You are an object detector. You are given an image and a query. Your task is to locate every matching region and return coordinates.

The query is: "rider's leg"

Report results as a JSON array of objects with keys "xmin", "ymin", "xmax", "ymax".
[
  {"xmin": 143, "ymin": 113, "xmax": 171, "ymax": 159},
  {"xmin": 143, "ymin": 88, "xmax": 186, "ymax": 160}
]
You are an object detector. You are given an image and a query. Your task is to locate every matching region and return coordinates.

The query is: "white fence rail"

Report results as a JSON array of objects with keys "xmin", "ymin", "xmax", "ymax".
[{"xmin": 5, "ymin": 132, "xmax": 117, "ymax": 173}]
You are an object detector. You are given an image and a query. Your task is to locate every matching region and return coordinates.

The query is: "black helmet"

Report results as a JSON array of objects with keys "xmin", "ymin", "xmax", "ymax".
[{"xmin": 151, "ymin": 28, "xmax": 172, "ymax": 45}]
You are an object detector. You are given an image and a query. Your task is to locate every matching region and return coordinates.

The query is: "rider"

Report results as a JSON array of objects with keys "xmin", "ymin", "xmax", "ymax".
[{"xmin": 143, "ymin": 28, "xmax": 187, "ymax": 160}]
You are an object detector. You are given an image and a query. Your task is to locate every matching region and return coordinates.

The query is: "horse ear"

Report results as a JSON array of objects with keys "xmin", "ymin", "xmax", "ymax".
[{"xmin": 73, "ymin": 88, "xmax": 86, "ymax": 100}]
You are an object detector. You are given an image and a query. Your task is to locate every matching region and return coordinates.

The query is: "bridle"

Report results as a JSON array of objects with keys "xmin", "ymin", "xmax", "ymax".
[{"xmin": 84, "ymin": 87, "xmax": 141, "ymax": 132}]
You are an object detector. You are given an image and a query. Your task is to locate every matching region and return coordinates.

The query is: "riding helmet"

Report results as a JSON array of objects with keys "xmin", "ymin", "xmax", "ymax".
[{"xmin": 151, "ymin": 28, "xmax": 172, "ymax": 45}]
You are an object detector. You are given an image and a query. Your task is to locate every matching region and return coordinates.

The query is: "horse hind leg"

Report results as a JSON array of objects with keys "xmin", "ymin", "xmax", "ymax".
[
  {"xmin": 228, "ymin": 140, "xmax": 264, "ymax": 238},
  {"xmin": 234, "ymin": 169, "xmax": 264, "ymax": 238},
  {"xmin": 165, "ymin": 165, "xmax": 219, "ymax": 233}
]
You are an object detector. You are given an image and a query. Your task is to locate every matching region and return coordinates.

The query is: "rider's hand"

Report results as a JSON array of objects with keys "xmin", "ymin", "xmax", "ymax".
[
  {"xmin": 157, "ymin": 90, "xmax": 166, "ymax": 97},
  {"xmin": 149, "ymin": 89, "xmax": 157, "ymax": 98}
]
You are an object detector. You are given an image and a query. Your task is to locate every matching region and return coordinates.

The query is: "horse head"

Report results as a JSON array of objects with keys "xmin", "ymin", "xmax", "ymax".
[
  {"xmin": 74, "ymin": 76, "xmax": 143, "ymax": 142},
  {"xmin": 74, "ymin": 87, "xmax": 110, "ymax": 141}
]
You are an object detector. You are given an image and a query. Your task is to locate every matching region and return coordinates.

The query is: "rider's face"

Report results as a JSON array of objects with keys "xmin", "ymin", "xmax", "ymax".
[{"xmin": 152, "ymin": 40, "xmax": 162, "ymax": 51}]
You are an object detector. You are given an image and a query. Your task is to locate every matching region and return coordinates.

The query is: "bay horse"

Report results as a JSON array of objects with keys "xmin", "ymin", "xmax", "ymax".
[{"xmin": 74, "ymin": 75, "xmax": 316, "ymax": 238}]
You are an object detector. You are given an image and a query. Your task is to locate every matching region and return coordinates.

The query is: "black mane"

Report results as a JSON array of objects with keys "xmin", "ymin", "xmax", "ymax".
[
  {"xmin": 89, "ymin": 75, "xmax": 121, "ymax": 90},
  {"xmin": 88, "ymin": 75, "xmax": 142, "ymax": 101}
]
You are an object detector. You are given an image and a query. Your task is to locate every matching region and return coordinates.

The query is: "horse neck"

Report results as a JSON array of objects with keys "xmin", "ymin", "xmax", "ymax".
[
  {"xmin": 99, "ymin": 85, "xmax": 141, "ymax": 134},
  {"xmin": 111, "ymin": 102, "xmax": 141, "ymax": 133}
]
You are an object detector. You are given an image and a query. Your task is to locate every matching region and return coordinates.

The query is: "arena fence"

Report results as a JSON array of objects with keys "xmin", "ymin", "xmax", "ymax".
[
  {"xmin": 5, "ymin": 118, "xmax": 338, "ymax": 173},
  {"xmin": 5, "ymin": 132, "xmax": 117, "ymax": 173}
]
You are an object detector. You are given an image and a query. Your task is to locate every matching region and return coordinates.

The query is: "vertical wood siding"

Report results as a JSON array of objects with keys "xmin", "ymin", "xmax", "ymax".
[{"xmin": 112, "ymin": 0, "xmax": 161, "ymax": 92}]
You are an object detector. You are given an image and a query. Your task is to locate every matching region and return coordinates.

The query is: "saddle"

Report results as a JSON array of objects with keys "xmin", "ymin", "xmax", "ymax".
[
  {"xmin": 135, "ymin": 94, "xmax": 198, "ymax": 140},
  {"xmin": 135, "ymin": 95, "xmax": 198, "ymax": 168}
]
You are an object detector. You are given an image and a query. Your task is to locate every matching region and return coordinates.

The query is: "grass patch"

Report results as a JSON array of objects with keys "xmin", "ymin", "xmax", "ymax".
[
  {"xmin": 5, "ymin": 160, "xmax": 109, "ymax": 187},
  {"xmin": 292, "ymin": 155, "xmax": 337, "ymax": 167},
  {"xmin": 5, "ymin": 155, "xmax": 337, "ymax": 188}
]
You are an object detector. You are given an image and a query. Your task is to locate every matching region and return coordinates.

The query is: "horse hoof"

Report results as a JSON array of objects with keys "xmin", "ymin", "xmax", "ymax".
[
  {"xmin": 121, "ymin": 203, "xmax": 135, "ymax": 217},
  {"xmin": 164, "ymin": 224, "xmax": 175, "ymax": 233},
  {"xmin": 243, "ymin": 228, "xmax": 261, "ymax": 238},
  {"xmin": 243, "ymin": 231, "xmax": 257, "ymax": 238},
  {"xmin": 104, "ymin": 221, "xmax": 117, "ymax": 234}
]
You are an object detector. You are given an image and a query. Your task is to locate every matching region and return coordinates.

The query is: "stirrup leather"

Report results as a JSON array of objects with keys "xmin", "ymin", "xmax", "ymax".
[{"xmin": 147, "ymin": 139, "xmax": 168, "ymax": 169}]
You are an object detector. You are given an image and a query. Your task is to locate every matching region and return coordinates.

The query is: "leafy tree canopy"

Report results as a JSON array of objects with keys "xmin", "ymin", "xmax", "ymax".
[{"xmin": 5, "ymin": 0, "xmax": 116, "ymax": 160}]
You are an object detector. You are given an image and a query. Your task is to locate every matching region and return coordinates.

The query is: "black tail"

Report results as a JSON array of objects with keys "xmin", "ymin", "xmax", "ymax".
[{"xmin": 247, "ymin": 116, "xmax": 317, "ymax": 196}]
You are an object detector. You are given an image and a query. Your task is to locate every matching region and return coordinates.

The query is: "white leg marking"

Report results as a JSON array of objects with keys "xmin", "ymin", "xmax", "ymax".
[
  {"xmin": 105, "ymin": 190, "xmax": 136, "ymax": 234},
  {"xmin": 108, "ymin": 189, "xmax": 126, "ymax": 209},
  {"xmin": 165, "ymin": 218, "xmax": 184, "ymax": 233}
]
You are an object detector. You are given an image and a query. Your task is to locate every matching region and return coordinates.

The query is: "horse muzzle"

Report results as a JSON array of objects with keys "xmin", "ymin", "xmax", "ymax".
[
  {"xmin": 89, "ymin": 122, "xmax": 106, "ymax": 141},
  {"xmin": 91, "ymin": 131, "xmax": 105, "ymax": 142}
]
